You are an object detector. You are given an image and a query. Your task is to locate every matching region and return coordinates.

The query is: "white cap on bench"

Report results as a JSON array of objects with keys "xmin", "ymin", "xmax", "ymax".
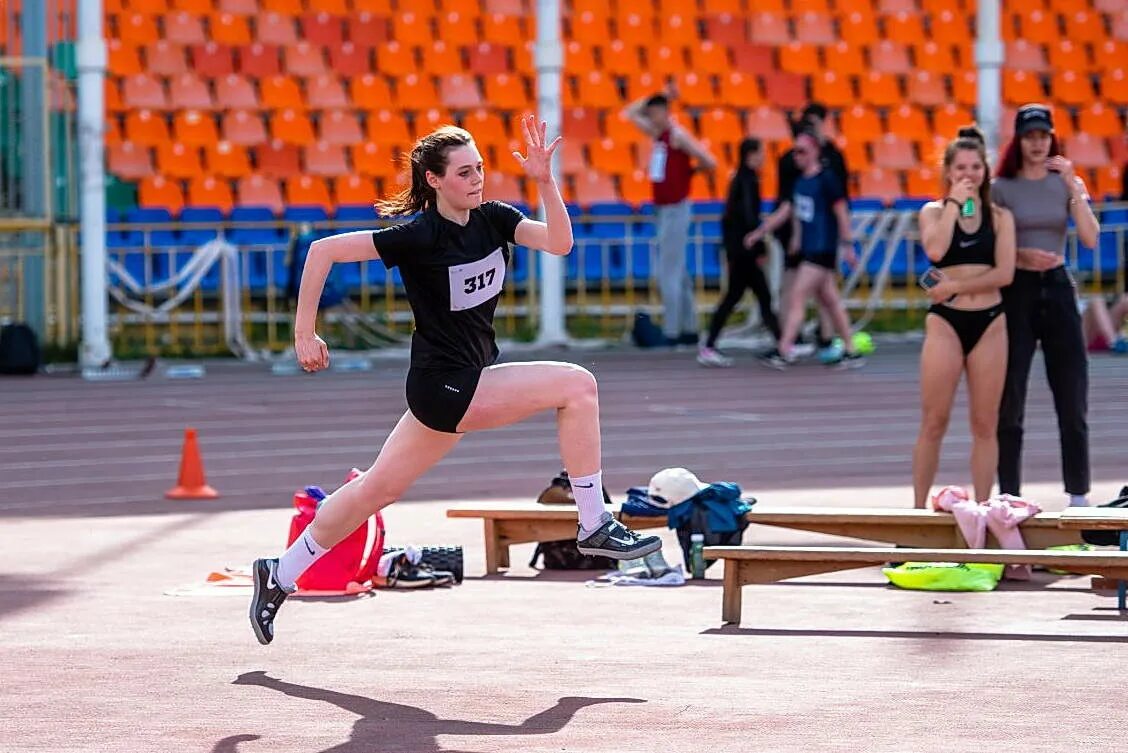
[{"xmin": 647, "ymin": 467, "xmax": 708, "ymax": 508}]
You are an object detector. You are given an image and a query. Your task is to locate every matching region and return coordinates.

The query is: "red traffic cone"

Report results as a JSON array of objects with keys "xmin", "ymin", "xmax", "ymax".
[{"xmin": 166, "ymin": 427, "xmax": 219, "ymax": 500}]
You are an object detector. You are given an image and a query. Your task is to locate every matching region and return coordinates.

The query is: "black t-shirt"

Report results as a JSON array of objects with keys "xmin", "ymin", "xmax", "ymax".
[
  {"xmin": 775, "ymin": 141, "xmax": 849, "ymax": 247},
  {"xmin": 373, "ymin": 200, "xmax": 526, "ymax": 372}
]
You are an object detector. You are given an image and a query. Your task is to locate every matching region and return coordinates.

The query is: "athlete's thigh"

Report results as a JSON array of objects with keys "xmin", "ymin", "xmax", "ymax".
[
  {"xmin": 920, "ymin": 314, "xmax": 966, "ymax": 420},
  {"xmin": 964, "ymin": 315, "xmax": 1008, "ymax": 425},
  {"xmin": 791, "ymin": 262, "xmax": 826, "ymax": 301},
  {"xmin": 365, "ymin": 410, "xmax": 463, "ymax": 496},
  {"xmin": 457, "ymin": 360, "xmax": 594, "ymax": 433}
]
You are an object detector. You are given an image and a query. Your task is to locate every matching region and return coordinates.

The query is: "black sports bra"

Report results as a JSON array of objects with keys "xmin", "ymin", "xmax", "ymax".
[{"xmin": 937, "ymin": 212, "xmax": 995, "ymax": 269}]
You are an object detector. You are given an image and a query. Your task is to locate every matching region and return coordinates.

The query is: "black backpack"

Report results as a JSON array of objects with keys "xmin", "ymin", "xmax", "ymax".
[
  {"xmin": 0, "ymin": 323, "xmax": 40, "ymax": 375},
  {"xmin": 674, "ymin": 498, "xmax": 751, "ymax": 573},
  {"xmin": 529, "ymin": 470, "xmax": 616, "ymax": 571},
  {"xmin": 1080, "ymin": 486, "xmax": 1128, "ymax": 546}
]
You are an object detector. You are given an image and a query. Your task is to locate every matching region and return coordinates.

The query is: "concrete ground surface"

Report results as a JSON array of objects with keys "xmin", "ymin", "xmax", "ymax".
[{"xmin": 3, "ymin": 343, "xmax": 1127, "ymax": 753}]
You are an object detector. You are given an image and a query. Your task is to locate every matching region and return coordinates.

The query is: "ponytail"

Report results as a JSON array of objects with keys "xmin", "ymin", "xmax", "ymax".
[{"xmin": 376, "ymin": 125, "xmax": 474, "ymax": 217}]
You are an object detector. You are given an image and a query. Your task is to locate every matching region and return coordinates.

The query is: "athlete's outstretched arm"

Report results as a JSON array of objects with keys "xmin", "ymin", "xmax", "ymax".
[
  {"xmin": 294, "ymin": 230, "xmax": 379, "ymax": 370},
  {"xmin": 511, "ymin": 114, "xmax": 573, "ymax": 256}
]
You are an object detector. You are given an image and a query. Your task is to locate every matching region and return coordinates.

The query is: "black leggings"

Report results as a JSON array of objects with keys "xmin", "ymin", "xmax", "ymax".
[
  {"xmin": 705, "ymin": 244, "xmax": 780, "ymax": 348},
  {"xmin": 997, "ymin": 268, "xmax": 1089, "ymax": 496}
]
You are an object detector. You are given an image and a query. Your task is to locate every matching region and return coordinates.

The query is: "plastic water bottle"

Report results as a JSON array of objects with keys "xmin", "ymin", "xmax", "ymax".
[
  {"xmin": 961, "ymin": 198, "xmax": 976, "ymax": 217},
  {"xmin": 690, "ymin": 533, "xmax": 705, "ymax": 579}
]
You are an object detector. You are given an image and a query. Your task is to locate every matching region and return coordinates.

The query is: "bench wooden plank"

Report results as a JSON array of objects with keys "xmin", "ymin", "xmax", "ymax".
[
  {"xmin": 1057, "ymin": 507, "xmax": 1128, "ymax": 530},
  {"xmin": 708, "ymin": 546, "xmax": 1128, "ymax": 625}
]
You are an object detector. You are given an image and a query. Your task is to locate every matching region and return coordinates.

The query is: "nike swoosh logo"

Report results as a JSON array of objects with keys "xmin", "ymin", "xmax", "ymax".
[
  {"xmin": 609, "ymin": 535, "xmax": 635, "ymax": 546},
  {"xmin": 959, "ymin": 240, "xmax": 976, "ymax": 247},
  {"xmin": 304, "ymin": 536, "xmax": 315, "ymax": 556},
  {"xmin": 266, "ymin": 568, "xmax": 278, "ymax": 591},
  {"xmin": 574, "ymin": 482, "xmax": 594, "ymax": 488}
]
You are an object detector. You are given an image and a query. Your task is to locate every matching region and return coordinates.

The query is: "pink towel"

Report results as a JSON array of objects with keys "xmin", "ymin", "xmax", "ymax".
[{"xmin": 929, "ymin": 487, "xmax": 1042, "ymax": 580}]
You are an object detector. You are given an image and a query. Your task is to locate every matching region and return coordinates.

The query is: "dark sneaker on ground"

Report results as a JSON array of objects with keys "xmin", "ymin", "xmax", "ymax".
[
  {"xmin": 829, "ymin": 352, "xmax": 866, "ymax": 369},
  {"xmin": 250, "ymin": 557, "xmax": 293, "ymax": 646},
  {"xmin": 757, "ymin": 348, "xmax": 791, "ymax": 370},
  {"xmin": 576, "ymin": 513, "xmax": 663, "ymax": 560}
]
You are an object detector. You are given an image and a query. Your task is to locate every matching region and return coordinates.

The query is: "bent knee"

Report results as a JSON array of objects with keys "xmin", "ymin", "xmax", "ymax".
[
  {"xmin": 919, "ymin": 413, "xmax": 951, "ymax": 442},
  {"xmin": 969, "ymin": 418, "xmax": 998, "ymax": 441}
]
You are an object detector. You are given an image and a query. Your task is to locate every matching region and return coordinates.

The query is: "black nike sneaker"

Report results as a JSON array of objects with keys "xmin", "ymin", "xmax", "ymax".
[
  {"xmin": 249, "ymin": 558, "xmax": 294, "ymax": 645},
  {"xmin": 576, "ymin": 514, "xmax": 663, "ymax": 560}
]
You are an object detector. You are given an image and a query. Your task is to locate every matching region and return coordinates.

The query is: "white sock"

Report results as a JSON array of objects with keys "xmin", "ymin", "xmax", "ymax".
[
  {"xmin": 1068, "ymin": 494, "xmax": 1089, "ymax": 508},
  {"xmin": 275, "ymin": 529, "xmax": 329, "ymax": 589},
  {"xmin": 570, "ymin": 470, "xmax": 608, "ymax": 534}
]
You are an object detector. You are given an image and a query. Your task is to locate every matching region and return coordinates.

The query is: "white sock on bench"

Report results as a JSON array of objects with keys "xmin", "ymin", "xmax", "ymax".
[{"xmin": 570, "ymin": 470, "xmax": 609, "ymax": 535}]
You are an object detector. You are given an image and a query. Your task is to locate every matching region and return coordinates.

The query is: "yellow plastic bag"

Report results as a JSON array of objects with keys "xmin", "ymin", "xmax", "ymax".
[{"xmin": 882, "ymin": 562, "xmax": 1005, "ymax": 592}]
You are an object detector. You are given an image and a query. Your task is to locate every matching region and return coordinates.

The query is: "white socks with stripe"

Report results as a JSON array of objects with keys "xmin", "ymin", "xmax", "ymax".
[
  {"xmin": 275, "ymin": 529, "xmax": 329, "ymax": 590},
  {"xmin": 571, "ymin": 470, "xmax": 609, "ymax": 536}
]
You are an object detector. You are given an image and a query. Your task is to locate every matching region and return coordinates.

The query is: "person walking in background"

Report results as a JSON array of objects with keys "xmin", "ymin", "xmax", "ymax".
[
  {"xmin": 752, "ymin": 104, "xmax": 849, "ymax": 358},
  {"xmin": 624, "ymin": 84, "xmax": 718, "ymax": 346},
  {"xmin": 912, "ymin": 127, "xmax": 1016, "ymax": 508},
  {"xmin": 698, "ymin": 137, "xmax": 780, "ymax": 367},
  {"xmin": 1080, "ymin": 293, "xmax": 1128, "ymax": 354},
  {"xmin": 991, "ymin": 104, "xmax": 1101, "ymax": 507}
]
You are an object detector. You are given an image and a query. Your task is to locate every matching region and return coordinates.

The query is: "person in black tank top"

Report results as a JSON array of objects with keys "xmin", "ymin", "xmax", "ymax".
[
  {"xmin": 911, "ymin": 127, "xmax": 1017, "ymax": 509},
  {"xmin": 245, "ymin": 118, "xmax": 663, "ymax": 645}
]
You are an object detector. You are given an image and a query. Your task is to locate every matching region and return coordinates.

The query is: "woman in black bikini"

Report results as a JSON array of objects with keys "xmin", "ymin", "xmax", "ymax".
[
  {"xmin": 248, "ymin": 116, "xmax": 662, "ymax": 645},
  {"xmin": 911, "ymin": 127, "xmax": 1017, "ymax": 508}
]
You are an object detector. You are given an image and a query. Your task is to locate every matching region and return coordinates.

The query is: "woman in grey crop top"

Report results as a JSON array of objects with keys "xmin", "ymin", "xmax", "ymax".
[{"xmin": 991, "ymin": 104, "xmax": 1101, "ymax": 507}]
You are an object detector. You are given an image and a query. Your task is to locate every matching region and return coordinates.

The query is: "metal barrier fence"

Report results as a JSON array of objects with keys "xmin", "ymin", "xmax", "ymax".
[{"xmin": 4, "ymin": 203, "xmax": 1126, "ymax": 358}]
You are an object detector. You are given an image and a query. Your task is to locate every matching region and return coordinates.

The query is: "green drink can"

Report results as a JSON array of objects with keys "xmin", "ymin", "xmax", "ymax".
[{"xmin": 961, "ymin": 198, "xmax": 975, "ymax": 217}]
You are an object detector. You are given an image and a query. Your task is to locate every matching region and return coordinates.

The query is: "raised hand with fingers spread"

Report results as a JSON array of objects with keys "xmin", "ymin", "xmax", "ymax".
[{"xmin": 511, "ymin": 113, "xmax": 562, "ymax": 184}]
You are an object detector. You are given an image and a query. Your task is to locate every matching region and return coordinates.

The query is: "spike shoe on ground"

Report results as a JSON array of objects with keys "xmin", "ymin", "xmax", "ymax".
[{"xmin": 250, "ymin": 557, "xmax": 293, "ymax": 645}]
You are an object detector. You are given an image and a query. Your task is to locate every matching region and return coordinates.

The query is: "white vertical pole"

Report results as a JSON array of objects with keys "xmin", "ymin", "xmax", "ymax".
[
  {"xmin": 975, "ymin": 0, "xmax": 1004, "ymax": 156},
  {"xmin": 535, "ymin": 0, "xmax": 567, "ymax": 345},
  {"xmin": 77, "ymin": 0, "xmax": 111, "ymax": 368}
]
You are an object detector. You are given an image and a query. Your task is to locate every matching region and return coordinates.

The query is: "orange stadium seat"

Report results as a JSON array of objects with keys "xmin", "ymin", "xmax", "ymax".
[
  {"xmin": 163, "ymin": 13, "xmax": 206, "ymax": 45},
  {"xmin": 440, "ymin": 74, "xmax": 484, "ymax": 108},
  {"xmin": 106, "ymin": 79, "xmax": 126, "ymax": 114},
  {"xmin": 1017, "ymin": 10, "xmax": 1061, "ymax": 46},
  {"xmin": 718, "ymin": 71, "xmax": 763, "ymax": 108},
  {"xmin": 1002, "ymin": 71, "xmax": 1045, "ymax": 105},
  {"xmin": 858, "ymin": 168, "xmax": 902, "ymax": 204},
  {"xmin": 482, "ymin": 172, "xmax": 524, "ymax": 205},
  {"xmin": 615, "ymin": 13, "xmax": 655, "ymax": 47},
  {"xmin": 260, "ymin": 75, "xmax": 306, "ymax": 110},
  {"xmin": 1052, "ymin": 70, "xmax": 1096, "ymax": 107},
  {"xmin": 190, "ymin": 42, "xmax": 235, "ymax": 77},
  {"xmin": 483, "ymin": 0, "xmax": 525, "ymax": 13},
  {"xmin": 127, "ymin": 0, "xmax": 170, "ymax": 12},
  {"xmin": 348, "ymin": 13, "xmax": 392, "ymax": 45},
  {"xmin": 482, "ymin": 13, "xmax": 526, "ymax": 46},
  {"xmin": 1004, "ymin": 40, "xmax": 1048, "ymax": 73},
  {"xmin": 794, "ymin": 12, "xmax": 835, "ymax": 45},
  {"xmin": 951, "ymin": 70, "xmax": 977, "ymax": 108},
  {"xmin": 589, "ymin": 137, "xmax": 635, "ymax": 175},
  {"xmin": 907, "ymin": 70, "xmax": 947, "ymax": 107},
  {"xmin": 437, "ymin": 12, "xmax": 481, "ymax": 47},
  {"xmin": 906, "ymin": 166, "xmax": 940, "ymax": 198},
  {"xmin": 221, "ymin": 109, "xmax": 267, "ymax": 145},
  {"xmin": 122, "ymin": 72, "xmax": 168, "ymax": 110},
  {"xmin": 262, "ymin": 0, "xmax": 304, "ymax": 14},
  {"xmin": 364, "ymin": 109, "xmax": 412, "ymax": 147},
  {"xmin": 1065, "ymin": 133, "xmax": 1111, "ymax": 170},
  {"xmin": 284, "ymin": 41, "xmax": 327, "ymax": 77},
  {"xmin": 1093, "ymin": 39, "xmax": 1128, "ymax": 72},
  {"xmin": 659, "ymin": 14, "xmax": 699, "ymax": 46},
  {"xmin": 350, "ymin": 74, "xmax": 393, "ymax": 110},
  {"xmin": 214, "ymin": 74, "xmax": 259, "ymax": 109},
  {"xmin": 216, "ymin": 0, "xmax": 258, "ymax": 13},
  {"xmin": 603, "ymin": 110, "xmax": 647, "ymax": 148},
  {"xmin": 930, "ymin": 10, "xmax": 971, "ymax": 46},
  {"xmin": 1046, "ymin": 39, "xmax": 1090, "ymax": 73},
  {"xmin": 353, "ymin": 0, "xmax": 394, "ymax": 12},
  {"xmin": 209, "ymin": 12, "xmax": 253, "ymax": 46},
  {"xmin": 648, "ymin": 45, "xmax": 689, "ymax": 78},
  {"xmin": 270, "ymin": 109, "xmax": 316, "ymax": 146},
  {"xmin": 108, "ymin": 40, "xmax": 143, "ymax": 76},
  {"xmin": 108, "ymin": 142, "xmax": 155, "ymax": 180},
  {"xmin": 699, "ymin": 108, "xmax": 743, "ymax": 145},
  {"xmin": 390, "ymin": 13, "xmax": 435, "ymax": 47},
  {"xmin": 703, "ymin": 14, "xmax": 748, "ymax": 47},
  {"xmin": 105, "ymin": 116, "xmax": 123, "ymax": 147},
  {"xmin": 841, "ymin": 139, "xmax": 870, "ymax": 171},
  {"xmin": 1065, "ymin": 10, "xmax": 1107, "ymax": 45},
  {"xmin": 237, "ymin": 175, "xmax": 284, "ymax": 213},
  {"xmin": 744, "ymin": 106, "xmax": 790, "ymax": 141},
  {"xmin": 156, "ymin": 142, "xmax": 203, "ymax": 179},
  {"xmin": 304, "ymin": 142, "xmax": 350, "ymax": 176},
  {"xmin": 824, "ymin": 42, "xmax": 866, "ymax": 76},
  {"xmin": 480, "ymin": 73, "xmax": 527, "ymax": 111},
  {"xmin": 139, "ymin": 175, "xmax": 185, "ymax": 213},
  {"xmin": 333, "ymin": 175, "xmax": 378, "ymax": 208},
  {"xmin": 255, "ymin": 140, "xmax": 302, "ymax": 177},
  {"xmin": 468, "ymin": 42, "xmax": 510, "ymax": 76},
  {"xmin": 308, "ymin": 0, "xmax": 350, "ymax": 13},
  {"xmin": 571, "ymin": 71, "xmax": 618, "ymax": 109},
  {"xmin": 556, "ymin": 139, "xmax": 587, "ymax": 176},
  {"xmin": 187, "ymin": 174, "xmax": 234, "ymax": 213},
  {"xmin": 689, "ymin": 41, "xmax": 730, "ymax": 75},
  {"xmin": 1103, "ymin": 69, "xmax": 1128, "ymax": 106},
  {"xmin": 624, "ymin": 71, "xmax": 664, "ymax": 103},
  {"xmin": 375, "ymin": 42, "xmax": 418, "ymax": 77},
  {"xmin": 839, "ymin": 11, "xmax": 879, "ymax": 46},
  {"xmin": 762, "ymin": 71, "xmax": 806, "ymax": 109},
  {"xmin": 886, "ymin": 104, "xmax": 928, "ymax": 140},
  {"xmin": 873, "ymin": 134, "xmax": 916, "ymax": 170},
  {"xmin": 811, "ymin": 70, "xmax": 857, "ymax": 109},
  {"xmin": 326, "ymin": 42, "xmax": 371, "ymax": 78},
  {"xmin": 237, "ymin": 43, "xmax": 282, "ymax": 78},
  {"xmin": 462, "ymin": 108, "xmax": 508, "ymax": 146},
  {"xmin": 116, "ymin": 13, "xmax": 161, "ymax": 45},
  {"xmin": 419, "ymin": 40, "xmax": 463, "ymax": 76},
  {"xmin": 884, "ymin": 12, "xmax": 923, "ymax": 43},
  {"xmin": 914, "ymin": 41, "xmax": 958, "ymax": 73},
  {"xmin": 1094, "ymin": 165, "xmax": 1123, "ymax": 201},
  {"xmin": 870, "ymin": 40, "xmax": 911, "ymax": 75},
  {"xmin": 204, "ymin": 140, "xmax": 252, "ymax": 178},
  {"xmin": 839, "ymin": 104, "xmax": 882, "ymax": 143},
  {"xmin": 302, "ymin": 12, "xmax": 345, "ymax": 46},
  {"xmin": 731, "ymin": 43, "xmax": 775, "ymax": 75},
  {"xmin": 318, "ymin": 110, "xmax": 364, "ymax": 145},
  {"xmin": 173, "ymin": 109, "xmax": 220, "ymax": 146},
  {"xmin": 618, "ymin": 169, "xmax": 651, "ymax": 206},
  {"xmin": 305, "ymin": 74, "xmax": 349, "ymax": 110},
  {"xmin": 351, "ymin": 141, "xmax": 398, "ymax": 177},
  {"xmin": 571, "ymin": 171, "xmax": 618, "ymax": 205},
  {"xmin": 676, "ymin": 72, "xmax": 717, "ymax": 107},
  {"xmin": 779, "ymin": 42, "xmax": 821, "ymax": 76},
  {"xmin": 1078, "ymin": 101, "xmax": 1124, "ymax": 138},
  {"xmin": 878, "ymin": 0, "xmax": 916, "ymax": 12},
  {"xmin": 169, "ymin": 72, "xmax": 214, "ymax": 109},
  {"xmin": 701, "ymin": 0, "xmax": 748, "ymax": 11},
  {"xmin": 931, "ymin": 103, "xmax": 975, "ymax": 138},
  {"xmin": 593, "ymin": 42, "xmax": 630, "ymax": 76},
  {"xmin": 562, "ymin": 107, "xmax": 601, "ymax": 142},
  {"xmin": 749, "ymin": 13, "xmax": 791, "ymax": 45}
]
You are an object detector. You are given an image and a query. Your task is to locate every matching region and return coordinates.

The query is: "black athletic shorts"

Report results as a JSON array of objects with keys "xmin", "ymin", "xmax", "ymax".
[
  {"xmin": 802, "ymin": 251, "xmax": 837, "ymax": 271},
  {"xmin": 406, "ymin": 366, "xmax": 483, "ymax": 434}
]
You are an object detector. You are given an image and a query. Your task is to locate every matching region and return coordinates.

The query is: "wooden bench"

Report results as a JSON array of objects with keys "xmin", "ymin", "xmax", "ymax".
[
  {"xmin": 445, "ymin": 503, "xmax": 1083, "ymax": 574},
  {"xmin": 706, "ymin": 546, "xmax": 1128, "ymax": 625}
]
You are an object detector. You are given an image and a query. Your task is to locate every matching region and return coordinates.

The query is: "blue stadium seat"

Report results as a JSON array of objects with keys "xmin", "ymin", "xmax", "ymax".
[
  {"xmin": 179, "ymin": 207, "xmax": 223, "ymax": 245},
  {"xmin": 892, "ymin": 198, "xmax": 928, "ymax": 211},
  {"xmin": 126, "ymin": 207, "xmax": 178, "ymax": 247},
  {"xmin": 229, "ymin": 206, "xmax": 288, "ymax": 291}
]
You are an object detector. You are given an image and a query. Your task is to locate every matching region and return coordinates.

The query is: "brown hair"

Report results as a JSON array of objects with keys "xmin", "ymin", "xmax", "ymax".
[
  {"xmin": 941, "ymin": 125, "xmax": 992, "ymax": 212},
  {"xmin": 376, "ymin": 126, "xmax": 475, "ymax": 217}
]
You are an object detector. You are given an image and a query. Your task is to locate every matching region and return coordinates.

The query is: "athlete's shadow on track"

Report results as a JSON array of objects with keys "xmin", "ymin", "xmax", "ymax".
[{"xmin": 219, "ymin": 670, "xmax": 644, "ymax": 753}]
